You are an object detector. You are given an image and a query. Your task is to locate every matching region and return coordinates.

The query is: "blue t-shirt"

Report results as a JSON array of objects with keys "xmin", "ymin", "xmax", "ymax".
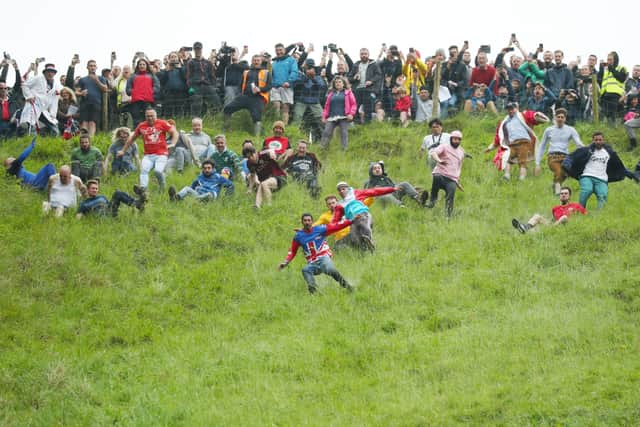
[{"xmin": 78, "ymin": 75, "xmax": 107, "ymax": 105}]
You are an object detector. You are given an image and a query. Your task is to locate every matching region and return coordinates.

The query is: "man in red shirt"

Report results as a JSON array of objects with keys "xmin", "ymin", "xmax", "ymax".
[
  {"xmin": 512, "ymin": 186, "xmax": 586, "ymax": 233},
  {"xmin": 262, "ymin": 120, "xmax": 291, "ymax": 159},
  {"xmin": 117, "ymin": 107, "xmax": 178, "ymax": 192}
]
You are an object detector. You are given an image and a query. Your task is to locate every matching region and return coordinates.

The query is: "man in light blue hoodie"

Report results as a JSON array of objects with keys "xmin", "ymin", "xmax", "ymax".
[
  {"xmin": 331, "ymin": 181, "xmax": 396, "ymax": 251},
  {"xmin": 270, "ymin": 43, "xmax": 300, "ymax": 125}
]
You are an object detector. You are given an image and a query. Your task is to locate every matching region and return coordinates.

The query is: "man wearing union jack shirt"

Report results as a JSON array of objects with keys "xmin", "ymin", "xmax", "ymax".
[{"xmin": 279, "ymin": 213, "xmax": 353, "ymax": 294}]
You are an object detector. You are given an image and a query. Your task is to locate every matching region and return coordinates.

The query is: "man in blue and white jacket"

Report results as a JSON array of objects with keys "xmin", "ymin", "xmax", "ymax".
[{"xmin": 168, "ymin": 159, "xmax": 233, "ymax": 202}]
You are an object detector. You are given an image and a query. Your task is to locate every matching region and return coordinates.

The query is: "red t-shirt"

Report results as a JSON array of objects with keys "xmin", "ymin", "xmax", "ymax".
[
  {"xmin": 394, "ymin": 95, "xmax": 412, "ymax": 112},
  {"xmin": 552, "ymin": 202, "xmax": 586, "ymax": 221},
  {"xmin": 470, "ymin": 65, "xmax": 496, "ymax": 87},
  {"xmin": 1, "ymin": 100, "xmax": 9, "ymax": 121},
  {"xmin": 263, "ymin": 136, "xmax": 289, "ymax": 155},
  {"xmin": 134, "ymin": 119, "xmax": 173, "ymax": 155}
]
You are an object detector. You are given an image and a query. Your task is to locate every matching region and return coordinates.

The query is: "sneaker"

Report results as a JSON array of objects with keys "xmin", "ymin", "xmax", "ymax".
[
  {"xmin": 424, "ymin": 201, "xmax": 435, "ymax": 209},
  {"xmin": 419, "ymin": 190, "xmax": 429, "ymax": 206},
  {"xmin": 134, "ymin": 197, "xmax": 147, "ymax": 212},
  {"xmin": 341, "ymin": 281, "xmax": 354, "ymax": 292},
  {"xmin": 307, "ymin": 286, "xmax": 317, "ymax": 294},
  {"xmin": 168, "ymin": 186, "xmax": 177, "ymax": 202},
  {"xmin": 511, "ymin": 218, "xmax": 528, "ymax": 234},
  {"xmin": 133, "ymin": 184, "xmax": 146, "ymax": 197},
  {"xmin": 361, "ymin": 235, "xmax": 376, "ymax": 252}
]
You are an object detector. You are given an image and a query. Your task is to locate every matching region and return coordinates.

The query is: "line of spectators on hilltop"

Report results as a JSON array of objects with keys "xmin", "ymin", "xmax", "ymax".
[{"xmin": 1, "ymin": 35, "xmax": 639, "ymax": 150}]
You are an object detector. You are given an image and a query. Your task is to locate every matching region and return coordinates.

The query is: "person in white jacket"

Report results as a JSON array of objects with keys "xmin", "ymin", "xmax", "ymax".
[{"xmin": 20, "ymin": 63, "xmax": 62, "ymax": 135}]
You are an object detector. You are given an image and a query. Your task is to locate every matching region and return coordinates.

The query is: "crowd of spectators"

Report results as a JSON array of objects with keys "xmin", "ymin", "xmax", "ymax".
[{"xmin": 1, "ymin": 36, "xmax": 638, "ymax": 148}]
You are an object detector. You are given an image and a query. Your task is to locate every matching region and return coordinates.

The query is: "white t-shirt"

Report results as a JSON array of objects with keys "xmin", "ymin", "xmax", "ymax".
[
  {"xmin": 421, "ymin": 132, "xmax": 451, "ymax": 153},
  {"xmin": 582, "ymin": 148, "xmax": 610, "ymax": 181}
]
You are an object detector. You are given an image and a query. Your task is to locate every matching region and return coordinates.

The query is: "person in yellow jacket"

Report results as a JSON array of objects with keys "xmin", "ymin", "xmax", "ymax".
[
  {"xmin": 314, "ymin": 194, "xmax": 373, "ymax": 249},
  {"xmin": 402, "ymin": 51, "xmax": 430, "ymax": 101},
  {"xmin": 598, "ymin": 51, "xmax": 628, "ymax": 124}
]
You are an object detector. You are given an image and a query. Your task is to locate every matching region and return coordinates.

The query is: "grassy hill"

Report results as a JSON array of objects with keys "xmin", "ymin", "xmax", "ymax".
[{"xmin": 1, "ymin": 113, "xmax": 639, "ymax": 425}]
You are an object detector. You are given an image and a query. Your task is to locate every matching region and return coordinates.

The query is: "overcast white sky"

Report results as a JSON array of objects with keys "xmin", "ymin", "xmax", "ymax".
[{"xmin": 3, "ymin": 1, "xmax": 636, "ymax": 84}]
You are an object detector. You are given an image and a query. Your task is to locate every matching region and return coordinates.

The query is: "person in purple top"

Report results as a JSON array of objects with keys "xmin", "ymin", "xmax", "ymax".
[{"xmin": 4, "ymin": 138, "xmax": 55, "ymax": 191}]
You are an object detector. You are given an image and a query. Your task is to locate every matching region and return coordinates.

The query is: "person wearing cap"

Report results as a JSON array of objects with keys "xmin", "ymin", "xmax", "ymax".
[
  {"xmin": 485, "ymin": 102, "xmax": 544, "ymax": 180},
  {"xmin": 535, "ymin": 108, "xmax": 584, "ymax": 195},
  {"xmin": 425, "ymin": 130, "xmax": 465, "ymax": 217},
  {"xmin": 19, "ymin": 63, "xmax": 62, "ymax": 135},
  {"xmin": 332, "ymin": 181, "xmax": 397, "ymax": 251},
  {"xmin": 270, "ymin": 43, "xmax": 300, "ymax": 125},
  {"xmin": 186, "ymin": 41, "xmax": 221, "ymax": 117},
  {"xmin": 292, "ymin": 60, "xmax": 325, "ymax": 141},
  {"xmin": 526, "ymin": 81, "xmax": 556, "ymax": 117},
  {"xmin": 278, "ymin": 212, "xmax": 353, "ymax": 294},
  {"xmin": 262, "ymin": 120, "xmax": 291, "ymax": 159}
]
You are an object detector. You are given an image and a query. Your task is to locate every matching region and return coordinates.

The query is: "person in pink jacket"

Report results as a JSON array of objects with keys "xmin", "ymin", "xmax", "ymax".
[{"xmin": 320, "ymin": 76, "xmax": 357, "ymax": 150}]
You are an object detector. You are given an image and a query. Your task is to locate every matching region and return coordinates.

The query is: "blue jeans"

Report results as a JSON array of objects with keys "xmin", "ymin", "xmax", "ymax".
[
  {"xmin": 301, "ymin": 256, "xmax": 350, "ymax": 292},
  {"xmin": 579, "ymin": 176, "xmax": 608, "ymax": 209},
  {"xmin": 177, "ymin": 186, "xmax": 217, "ymax": 201},
  {"xmin": 439, "ymin": 94, "xmax": 458, "ymax": 119},
  {"xmin": 31, "ymin": 163, "xmax": 56, "ymax": 191}
]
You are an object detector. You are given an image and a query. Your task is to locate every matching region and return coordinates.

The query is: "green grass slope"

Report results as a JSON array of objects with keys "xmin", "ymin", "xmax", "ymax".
[{"xmin": 1, "ymin": 114, "xmax": 639, "ymax": 426}]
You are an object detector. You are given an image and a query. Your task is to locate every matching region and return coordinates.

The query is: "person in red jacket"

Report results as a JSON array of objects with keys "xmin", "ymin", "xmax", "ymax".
[
  {"xmin": 393, "ymin": 86, "xmax": 412, "ymax": 127},
  {"xmin": 511, "ymin": 186, "xmax": 586, "ymax": 233},
  {"xmin": 126, "ymin": 58, "xmax": 160, "ymax": 125}
]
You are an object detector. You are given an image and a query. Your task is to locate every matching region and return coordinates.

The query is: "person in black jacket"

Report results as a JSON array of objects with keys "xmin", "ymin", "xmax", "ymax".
[
  {"xmin": 364, "ymin": 161, "xmax": 425, "ymax": 207},
  {"xmin": 563, "ymin": 131, "xmax": 636, "ymax": 209},
  {"xmin": 348, "ymin": 48, "xmax": 382, "ymax": 124}
]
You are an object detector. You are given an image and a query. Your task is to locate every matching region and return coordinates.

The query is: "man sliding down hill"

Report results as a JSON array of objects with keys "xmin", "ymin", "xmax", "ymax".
[
  {"xmin": 332, "ymin": 181, "xmax": 398, "ymax": 251},
  {"xmin": 4, "ymin": 138, "xmax": 56, "ymax": 191},
  {"xmin": 279, "ymin": 212, "xmax": 353, "ymax": 294}
]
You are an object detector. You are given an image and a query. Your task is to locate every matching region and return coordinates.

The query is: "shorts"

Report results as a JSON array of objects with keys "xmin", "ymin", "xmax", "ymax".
[
  {"xmin": 79, "ymin": 103, "xmax": 102, "ymax": 123},
  {"xmin": 508, "ymin": 139, "xmax": 534, "ymax": 167},
  {"xmin": 270, "ymin": 87, "xmax": 294, "ymax": 104},
  {"xmin": 547, "ymin": 153, "xmax": 567, "ymax": 183}
]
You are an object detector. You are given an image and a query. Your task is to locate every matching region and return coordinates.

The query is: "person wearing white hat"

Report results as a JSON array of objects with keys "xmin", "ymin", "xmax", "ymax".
[
  {"xmin": 332, "ymin": 181, "xmax": 397, "ymax": 251},
  {"xmin": 425, "ymin": 130, "xmax": 465, "ymax": 217}
]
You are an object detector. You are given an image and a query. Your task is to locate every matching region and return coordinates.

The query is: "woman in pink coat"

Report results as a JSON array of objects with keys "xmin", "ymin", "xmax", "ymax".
[{"xmin": 321, "ymin": 76, "xmax": 357, "ymax": 150}]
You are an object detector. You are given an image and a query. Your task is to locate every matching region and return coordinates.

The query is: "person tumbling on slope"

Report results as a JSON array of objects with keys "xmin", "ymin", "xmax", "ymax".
[
  {"xmin": 76, "ymin": 179, "xmax": 147, "ymax": 218},
  {"xmin": 484, "ymin": 102, "xmax": 549, "ymax": 181},
  {"xmin": 4, "ymin": 138, "xmax": 56, "ymax": 191},
  {"xmin": 278, "ymin": 212, "xmax": 353, "ymax": 294},
  {"xmin": 332, "ymin": 181, "xmax": 398, "ymax": 252},
  {"xmin": 511, "ymin": 186, "xmax": 586, "ymax": 233}
]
